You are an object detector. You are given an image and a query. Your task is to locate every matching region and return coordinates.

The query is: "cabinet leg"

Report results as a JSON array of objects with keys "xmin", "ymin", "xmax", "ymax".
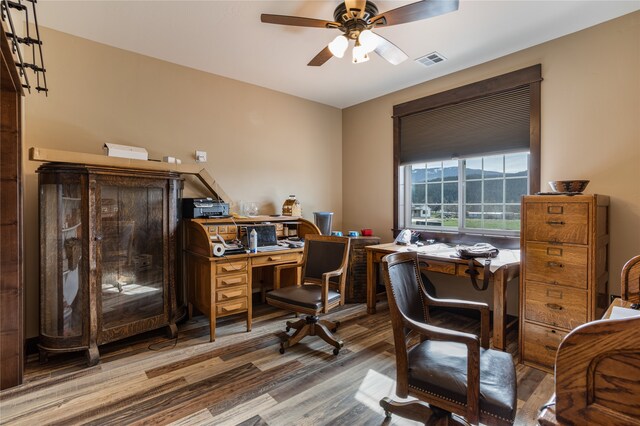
[
  {"xmin": 38, "ymin": 348, "xmax": 48, "ymax": 364},
  {"xmin": 167, "ymin": 322, "xmax": 178, "ymax": 339},
  {"xmin": 188, "ymin": 303, "xmax": 194, "ymax": 320},
  {"xmin": 86, "ymin": 344, "xmax": 100, "ymax": 367}
]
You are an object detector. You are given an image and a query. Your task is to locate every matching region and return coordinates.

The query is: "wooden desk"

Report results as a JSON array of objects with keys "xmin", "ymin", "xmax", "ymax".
[
  {"xmin": 538, "ymin": 298, "xmax": 640, "ymax": 425},
  {"xmin": 183, "ymin": 217, "xmax": 319, "ymax": 341},
  {"xmin": 366, "ymin": 243, "xmax": 520, "ymax": 351}
]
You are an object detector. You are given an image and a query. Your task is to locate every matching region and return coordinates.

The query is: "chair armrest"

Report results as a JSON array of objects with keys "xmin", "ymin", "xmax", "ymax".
[
  {"xmin": 273, "ymin": 261, "xmax": 304, "ymax": 289},
  {"xmin": 424, "ymin": 297, "xmax": 490, "ymax": 348},
  {"xmin": 404, "ymin": 315, "xmax": 482, "ymax": 423}
]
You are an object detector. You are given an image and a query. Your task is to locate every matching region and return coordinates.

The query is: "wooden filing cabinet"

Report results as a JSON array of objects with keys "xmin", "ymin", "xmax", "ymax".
[
  {"xmin": 520, "ymin": 194, "xmax": 609, "ymax": 372},
  {"xmin": 345, "ymin": 236, "xmax": 380, "ymax": 303}
]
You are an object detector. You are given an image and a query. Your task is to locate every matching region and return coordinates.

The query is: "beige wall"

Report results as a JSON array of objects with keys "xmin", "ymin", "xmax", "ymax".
[
  {"xmin": 343, "ymin": 12, "xmax": 640, "ymax": 304},
  {"xmin": 23, "ymin": 27, "xmax": 342, "ymax": 337}
]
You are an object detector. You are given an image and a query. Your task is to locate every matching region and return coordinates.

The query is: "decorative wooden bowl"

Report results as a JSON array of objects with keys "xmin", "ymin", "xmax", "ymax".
[{"xmin": 548, "ymin": 180, "xmax": 590, "ymax": 193}]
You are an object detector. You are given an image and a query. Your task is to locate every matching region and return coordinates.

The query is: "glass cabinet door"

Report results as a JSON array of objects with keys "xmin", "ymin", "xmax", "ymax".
[
  {"xmin": 99, "ymin": 182, "xmax": 166, "ymax": 330},
  {"xmin": 40, "ymin": 181, "xmax": 85, "ymax": 338}
]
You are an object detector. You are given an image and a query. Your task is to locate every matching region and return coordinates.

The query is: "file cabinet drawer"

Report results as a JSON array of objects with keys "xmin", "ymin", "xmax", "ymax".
[
  {"xmin": 215, "ymin": 273, "xmax": 248, "ymax": 289},
  {"xmin": 524, "ymin": 202, "xmax": 589, "ymax": 244},
  {"xmin": 216, "ymin": 260, "xmax": 248, "ymax": 275},
  {"xmin": 524, "ymin": 281, "xmax": 587, "ymax": 329},
  {"xmin": 524, "ymin": 242, "xmax": 588, "ymax": 288},
  {"xmin": 216, "ymin": 298, "xmax": 248, "ymax": 317},
  {"xmin": 522, "ymin": 322, "xmax": 567, "ymax": 370},
  {"xmin": 216, "ymin": 286, "xmax": 248, "ymax": 302}
]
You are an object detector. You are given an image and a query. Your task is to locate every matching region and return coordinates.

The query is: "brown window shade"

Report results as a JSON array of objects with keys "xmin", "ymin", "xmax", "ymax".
[{"xmin": 399, "ymin": 86, "xmax": 531, "ymax": 164}]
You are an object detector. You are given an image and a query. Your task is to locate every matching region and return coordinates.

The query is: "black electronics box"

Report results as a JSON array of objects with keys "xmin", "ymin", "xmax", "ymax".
[{"xmin": 182, "ymin": 198, "xmax": 230, "ymax": 218}]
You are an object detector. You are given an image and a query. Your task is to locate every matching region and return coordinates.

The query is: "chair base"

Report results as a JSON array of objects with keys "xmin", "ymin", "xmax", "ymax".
[
  {"xmin": 380, "ymin": 397, "xmax": 462, "ymax": 425},
  {"xmin": 280, "ymin": 315, "xmax": 343, "ymax": 355}
]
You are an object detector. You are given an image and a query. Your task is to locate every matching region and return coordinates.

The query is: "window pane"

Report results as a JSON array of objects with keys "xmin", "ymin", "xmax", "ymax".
[
  {"xmin": 506, "ymin": 205, "xmax": 521, "ymax": 230},
  {"xmin": 484, "ymin": 155, "xmax": 503, "ymax": 177},
  {"xmin": 426, "ymin": 163, "xmax": 442, "ymax": 182},
  {"xmin": 505, "ymin": 153, "xmax": 528, "ymax": 177},
  {"xmin": 411, "ymin": 205, "xmax": 426, "ymax": 226},
  {"xmin": 505, "ymin": 178, "xmax": 527, "ymax": 203},
  {"xmin": 465, "ymin": 158, "xmax": 482, "ymax": 179},
  {"xmin": 412, "ymin": 184, "xmax": 425, "ymax": 204},
  {"xmin": 411, "ymin": 165, "xmax": 426, "ymax": 183},
  {"xmin": 427, "ymin": 183, "xmax": 442, "ymax": 204},
  {"xmin": 483, "ymin": 204, "xmax": 505, "ymax": 230},
  {"xmin": 465, "ymin": 205, "xmax": 482, "ymax": 229},
  {"xmin": 443, "ymin": 182, "xmax": 458, "ymax": 203},
  {"xmin": 427, "ymin": 205, "xmax": 443, "ymax": 226},
  {"xmin": 443, "ymin": 205, "xmax": 458, "ymax": 227},
  {"xmin": 484, "ymin": 180, "xmax": 503, "ymax": 203},
  {"xmin": 466, "ymin": 181, "xmax": 481, "ymax": 203},
  {"xmin": 443, "ymin": 160, "xmax": 458, "ymax": 181}
]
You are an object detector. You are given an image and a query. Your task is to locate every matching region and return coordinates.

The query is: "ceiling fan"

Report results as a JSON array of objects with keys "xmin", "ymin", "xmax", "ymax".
[{"xmin": 261, "ymin": 0, "xmax": 459, "ymax": 66}]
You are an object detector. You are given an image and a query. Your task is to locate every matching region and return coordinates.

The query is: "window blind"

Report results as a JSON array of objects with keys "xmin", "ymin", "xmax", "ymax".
[{"xmin": 399, "ymin": 86, "xmax": 530, "ymax": 164}]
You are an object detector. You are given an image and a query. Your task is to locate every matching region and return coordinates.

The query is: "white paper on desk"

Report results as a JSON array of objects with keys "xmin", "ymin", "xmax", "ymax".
[
  {"xmin": 610, "ymin": 306, "xmax": 640, "ymax": 320},
  {"xmin": 476, "ymin": 249, "xmax": 520, "ymax": 273}
]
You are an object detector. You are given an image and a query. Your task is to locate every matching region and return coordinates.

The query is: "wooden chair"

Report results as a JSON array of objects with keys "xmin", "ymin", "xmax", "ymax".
[
  {"xmin": 539, "ymin": 298, "xmax": 640, "ymax": 425},
  {"xmin": 380, "ymin": 251, "xmax": 516, "ymax": 426},
  {"xmin": 621, "ymin": 254, "xmax": 640, "ymax": 303},
  {"xmin": 265, "ymin": 234, "xmax": 350, "ymax": 355}
]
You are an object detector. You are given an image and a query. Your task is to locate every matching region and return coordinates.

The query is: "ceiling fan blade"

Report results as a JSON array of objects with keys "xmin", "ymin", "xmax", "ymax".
[
  {"xmin": 369, "ymin": 0, "xmax": 459, "ymax": 27},
  {"xmin": 345, "ymin": 0, "xmax": 367, "ymax": 19},
  {"xmin": 261, "ymin": 14, "xmax": 339, "ymax": 29},
  {"xmin": 371, "ymin": 33, "xmax": 409, "ymax": 65},
  {"xmin": 308, "ymin": 46, "xmax": 334, "ymax": 67}
]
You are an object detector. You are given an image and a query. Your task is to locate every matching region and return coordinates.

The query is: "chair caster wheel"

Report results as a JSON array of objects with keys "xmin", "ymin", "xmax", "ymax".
[
  {"xmin": 384, "ymin": 410, "xmax": 392, "ymax": 419},
  {"xmin": 333, "ymin": 348, "xmax": 340, "ymax": 355},
  {"xmin": 285, "ymin": 327, "xmax": 291, "ymax": 332},
  {"xmin": 279, "ymin": 345, "xmax": 285, "ymax": 354}
]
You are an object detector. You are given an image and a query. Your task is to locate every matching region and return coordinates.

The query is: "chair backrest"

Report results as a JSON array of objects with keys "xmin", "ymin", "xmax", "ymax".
[
  {"xmin": 621, "ymin": 255, "xmax": 640, "ymax": 303},
  {"xmin": 301, "ymin": 234, "xmax": 350, "ymax": 288},
  {"xmin": 382, "ymin": 251, "xmax": 429, "ymax": 334}
]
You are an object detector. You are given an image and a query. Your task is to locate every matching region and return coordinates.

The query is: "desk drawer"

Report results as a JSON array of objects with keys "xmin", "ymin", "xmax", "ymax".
[
  {"xmin": 419, "ymin": 259, "xmax": 456, "ymax": 275},
  {"xmin": 525, "ymin": 281, "xmax": 587, "ymax": 329},
  {"xmin": 522, "ymin": 322, "xmax": 567, "ymax": 370},
  {"xmin": 216, "ymin": 260, "xmax": 248, "ymax": 275},
  {"xmin": 524, "ymin": 202, "xmax": 589, "ymax": 244},
  {"xmin": 216, "ymin": 298, "xmax": 248, "ymax": 317},
  {"xmin": 525, "ymin": 242, "xmax": 588, "ymax": 288},
  {"xmin": 216, "ymin": 286, "xmax": 248, "ymax": 302},
  {"xmin": 216, "ymin": 273, "xmax": 248, "ymax": 289},
  {"xmin": 252, "ymin": 252, "xmax": 300, "ymax": 266}
]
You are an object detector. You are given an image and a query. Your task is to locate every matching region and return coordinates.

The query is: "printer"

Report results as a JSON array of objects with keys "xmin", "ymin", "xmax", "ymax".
[{"xmin": 182, "ymin": 198, "xmax": 230, "ymax": 218}]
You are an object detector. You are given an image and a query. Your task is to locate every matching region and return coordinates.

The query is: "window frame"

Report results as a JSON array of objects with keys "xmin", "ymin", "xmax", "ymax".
[{"xmin": 393, "ymin": 65, "xmax": 541, "ymax": 238}]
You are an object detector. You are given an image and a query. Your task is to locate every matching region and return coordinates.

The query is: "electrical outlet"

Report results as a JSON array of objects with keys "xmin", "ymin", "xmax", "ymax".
[{"xmin": 195, "ymin": 150, "xmax": 207, "ymax": 163}]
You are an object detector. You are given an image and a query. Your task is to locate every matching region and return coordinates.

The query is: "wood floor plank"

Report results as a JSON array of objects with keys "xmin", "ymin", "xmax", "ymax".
[{"xmin": 0, "ymin": 302, "xmax": 554, "ymax": 426}]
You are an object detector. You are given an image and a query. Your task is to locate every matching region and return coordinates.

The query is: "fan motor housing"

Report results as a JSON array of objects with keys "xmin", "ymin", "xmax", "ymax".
[{"xmin": 333, "ymin": 1, "xmax": 379, "ymax": 25}]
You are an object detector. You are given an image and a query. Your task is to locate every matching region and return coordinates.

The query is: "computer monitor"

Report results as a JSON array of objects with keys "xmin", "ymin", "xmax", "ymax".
[{"xmin": 241, "ymin": 224, "xmax": 278, "ymax": 247}]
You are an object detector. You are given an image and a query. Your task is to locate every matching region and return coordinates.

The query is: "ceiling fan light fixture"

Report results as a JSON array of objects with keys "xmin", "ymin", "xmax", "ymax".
[
  {"xmin": 328, "ymin": 35, "xmax": 349, "ymax": 58},
  {"xmin": 358, "ymin": 29, "xmax": 378, "ymax": 53},
  {"xmin": 352, "ymin": 41, "xmax": 369, "ymax": 64}
]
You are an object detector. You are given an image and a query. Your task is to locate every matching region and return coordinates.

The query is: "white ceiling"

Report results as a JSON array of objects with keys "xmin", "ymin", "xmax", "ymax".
[{"xmin": 36, "ymin": 0, "xmax": 640, "ymax": 108}]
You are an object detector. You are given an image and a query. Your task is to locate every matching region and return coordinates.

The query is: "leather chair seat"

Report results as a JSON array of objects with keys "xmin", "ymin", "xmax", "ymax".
[
  {"xmin": 266, "ymin": 285, "xmax": 341, "ymax": 311},
  {"xmin": 407, "ymin": 340, "xmax": 516, "ymax": 423}
]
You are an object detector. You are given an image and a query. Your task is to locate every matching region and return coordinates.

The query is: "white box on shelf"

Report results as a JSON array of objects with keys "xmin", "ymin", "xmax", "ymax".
[{"xmin": 103, "ymin": 143, "xmax": 148, "ymax": 161}]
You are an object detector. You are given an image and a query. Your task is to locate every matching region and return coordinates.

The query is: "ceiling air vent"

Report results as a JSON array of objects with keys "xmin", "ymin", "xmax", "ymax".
[{"xmin": 415, "ymin": 51, "xmax": 446, "ymax": 67}]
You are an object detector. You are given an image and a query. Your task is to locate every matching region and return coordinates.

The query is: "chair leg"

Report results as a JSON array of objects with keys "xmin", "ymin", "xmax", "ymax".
[
  {"xmin": 280, "ymin": 322, "xmax": 312, "ymax": 354},
  {"xmin": 319, "ymin": 319, "xmax": 340, "ymax": 332},
  {"xmin": 285, "ymin": 318, "xmax": 306, "ymax": 332},
  {"xmin": 380, "ymin": 397, "xmax": 455, "ymax": 425},
  {"xmin": 315, "ymin": 322, "xmax": 344, "ymax": 355}
]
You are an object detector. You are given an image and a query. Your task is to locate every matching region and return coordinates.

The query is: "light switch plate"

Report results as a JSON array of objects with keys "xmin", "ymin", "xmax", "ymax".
[{"xmin": 195, "ymin": 150, "xmax": 207, "ymax": 163}]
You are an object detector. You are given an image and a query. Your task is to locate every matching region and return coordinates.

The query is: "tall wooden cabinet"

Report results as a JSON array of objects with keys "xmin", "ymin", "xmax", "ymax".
[
  {"xmin": 38, "ymin": 163, "xmax": 182, "ymax": 365},
  {"xmin": 520, "ymin": 194, "xmax": 609, "ymax": 372}
]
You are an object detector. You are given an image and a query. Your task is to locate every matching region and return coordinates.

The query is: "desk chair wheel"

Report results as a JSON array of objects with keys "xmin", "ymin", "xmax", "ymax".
[
  {"xmin": 279, "ymin": 343, "xmax": 286, "ymax": 354},
  {"xmin": 333, "ymin": 348, "xmax": 340, "ymax": 355},
  {"xmin": 285, "ymin": 326, "xmax": 291, "ymax": 332}
]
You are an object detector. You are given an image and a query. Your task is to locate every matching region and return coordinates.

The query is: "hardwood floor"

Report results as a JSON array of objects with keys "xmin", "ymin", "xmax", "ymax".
[{"xmin": 0, "ymin": 302, "xmax": 554, "ymax": 425}]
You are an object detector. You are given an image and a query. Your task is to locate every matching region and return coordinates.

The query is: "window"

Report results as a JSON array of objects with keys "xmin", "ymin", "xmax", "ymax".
[
  {"xmin": 403, "ymin": 152, "xmax": 529, "ymax": 235},
  {"xmin": 393, "ymin": 66, "xmax": 541, "ymax": 236}
]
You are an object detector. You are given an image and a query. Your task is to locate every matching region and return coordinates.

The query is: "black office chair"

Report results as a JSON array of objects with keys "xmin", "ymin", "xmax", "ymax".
[
  {"xmin": 265, "ymin": 234, "xmax": 350, "ymax": 355},
  {"xmin": 381, "ymin": 251, "xmax": 517, "ymax": 425}
]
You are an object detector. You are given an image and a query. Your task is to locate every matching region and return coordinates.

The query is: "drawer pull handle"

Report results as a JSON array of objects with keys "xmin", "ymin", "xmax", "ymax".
[
  {"xmin": 222, "ymin": 265, "xmax": 245, "ymax": 272},
  {"xmin": 418, "ymin": 261, "xmax": 431, "ymax": 269},
  {"xmin": 544, "ymin": 345, "xmax": 557, "ymax": 352},
  {"xmin": 221, "ymin": 290, "xmax": 243, "ymax": 299},
  {"xmin": 221, "ymin": 303, "xmax": 243, "ymax": 312},
  {"xmin": 547, "ymin": 261, "xmax": 564, "ymax": 268},
  {"xmin": 221, "ymin": 277, "xmax": 242, "ymax": 285},
  {"xmin": 546, "ymin": 220, "xmax": 565, "ymax": 225},
  {"xmin": 546, "ymin": 303, "xmax": 564, "ymax": 311},
  {"xmin": 268, "ymin": 256, "xmax": 282, "ymax": 261}
]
